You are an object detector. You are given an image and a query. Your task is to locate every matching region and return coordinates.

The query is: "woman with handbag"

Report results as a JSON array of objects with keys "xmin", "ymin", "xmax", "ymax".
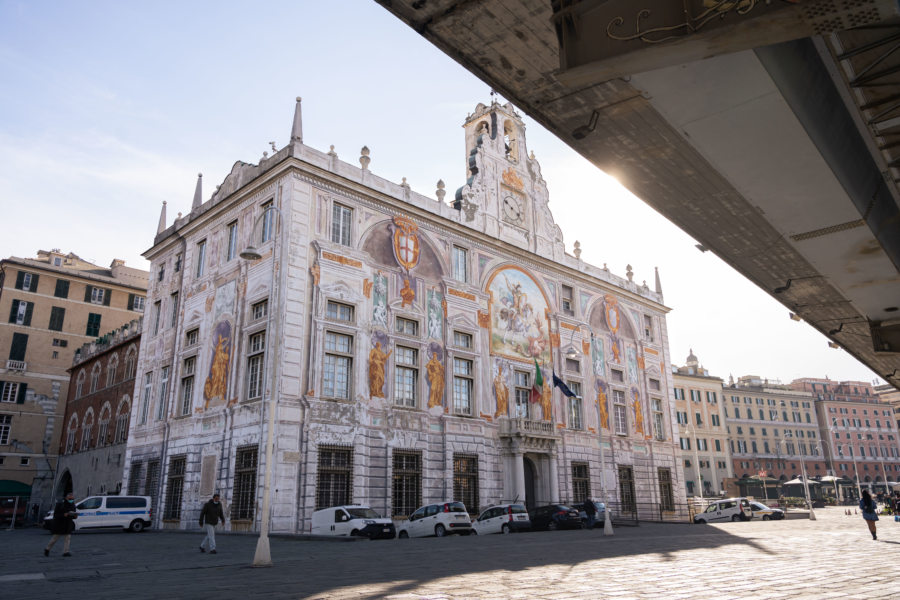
[{"xmin": 859, "ymin": 490, "xmax": 879, "ymax": 540}]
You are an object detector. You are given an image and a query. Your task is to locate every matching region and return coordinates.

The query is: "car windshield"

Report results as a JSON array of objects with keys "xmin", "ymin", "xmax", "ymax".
[
  {"xmin": 509, "ymin": 505, "xmax": 527, "ymax": 514},
  {"xmin": 444, "ymin": 502, "xmax": 467, "ymax": 512},
  {"xmin": 346, "ymin": 508, "xmax": 381, "ymax": 519},
  {"xmin": 752, "ymin": 502, "xmax": 769, "ymax": 510},
  {"xmin": 556, "ymin": 505, "xmax": 573, "ymax": 512}
]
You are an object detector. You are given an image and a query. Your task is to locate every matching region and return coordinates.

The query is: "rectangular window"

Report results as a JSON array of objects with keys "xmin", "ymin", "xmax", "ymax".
[
  {"xmin": 680, "ymin": 437, "xmax": 691, "ymax": 450},
  {"xmin": 260, "ymin": 201, "xmax": 274, "ymax": 243},
  {"xmin": 316, "ymin": 446, "xmax": 352, "ymax": 509},
  {"xmin": 673, "ymin": 388, "xmax": 685, "ymax": 400},
  {"xmin": 47, "ymin": 306, "xmax": 65, "ymax": 331},
  {"xmin": 652, "ymin": 398, "xmax": 665, "ymax": 441},
  {"xmin": 706, "ymin": 391, "xmax": 717, "ymax": 403},
  {"xmin": 395, "ymin": 317, "xmax": 418, "ymax": 336},
  {"xmin": 152, "ymin": 301, "xmax": 161, "ymax": 336},
  {"xmin": 174, "ymin": 253, "xmax": 182, "ymax": 273},
  {"xmin": 452, "ymin": 245, "xmax": 468, "ymax": 282},
  {"xmin": 170, "ymin": 293, "xmax": 179, "ymax": 328},
  {"xmin": 247, "ymin": 332, "xmax": 266, "ymax": 400},
  {"xmin": 1, "ymin": 382, "xmax": 22, "ymax": 403},
  {"xmin": 158, "ymin": 265, "xmax": 165, "ymax": 282},
  {"xmin": 649, "ymin": 379, "xmax": 661, "ymax": 392},
  {"xmin": 394, "ymin": 346, "xmax": 418, "ymax": 408},
  {"xmin": 452, "ymin": 357, "xmax": 474, "ymax": 415},
  {"xmin": 567, "ymin": 381, "xmax": 583, "ymax": 429},
  {"xmin": 514, "ymin": 371, "xmax": 530, "ymax": 419},
  {"xmin": 16, "ymin": 271, "xmax": 37, "ymax": 292},
  {"xmin": 565, "ymin": 358, "xmax": 581, "ymax": 373},
  {"xmin": 0, "ymin": 414, "xmax": 11, "ymax": 445},
  {"xmin": 453, "ymin": 331, "xmax": 472, "ymax": 349},
  {"xmin": 232, "ymin": 445, "xmax": 259, "ymax": 520},
  {"xmin": 572, "ymin": 462, "xmax": 590, "ymax": 502},
  {"xmin": 164, "ymin": 456, "xmax": 186, "ymax": 520},
  {"xmin": 8, "ymin": 299, "xmax": 33, "ymax": 326},
  {"xmin": 676, "ymin": 411, "xmax": 688, "ymax": 425},
  {"xmin": 613, "ymin": 389, "xmax": 627, "ymax": 435},
  {"xmin": 323, "ymin": 332, "xmax": 352, "ymax": 400},
  {"xmin": 453, "ymin": 454, "xmax": 479, "ymax": 516},
  {"xmin": 392, "ymin": 451, "xmax": 422, "ymax": 517},
  {"xmin": 156, "ymin": 367, "xmax": 170, "ymax": 421},
  {"xmin": 326, "ymin": 300, "xmax": 354, "ymax": 323},
  {"xmin": 86, "ymin": 313, "xmax": 102, "ymax": 337},
  {"xmin": 130, "ymin": 295, "xmax": 145, "ymax": 312},
  {"xmin": 90, "ymin": 287, "xmax": 106, "ymax": 305},
  {"xmin": 561, "ymin": 285, "xmax": 574, "ymax": 315},
  {"xmin": 658, "ymin": 468, "xmax": 674, "ymax": 511},
  {"xmin": 252, "ymin": 300, "xmax": 268, "ymax": 321},
  {"xmin": 195, "ymin": 240, "xmax": 207, "ymax": 278},
  {"xmin": 715, "ymin": 439, "xmax": 722, "ymax": 451},
  {"xmin": 611, "ymin": 369, "xmax": 624, "ymax": 383},
  {"xmin": 226, "ymin": 221, "xmax": 238, "ymax": 261},
  {"xmin": 644, "ymin": 315, "xmax": 655, "ymax": 342},
  {"xmin": 331, "ymin": 203, "xmax": 352, "ymax": 246},
  {"xmin": 180, "ymin": 357, "xmax": 195, "ymax": 416},
  {"xmin": 186, "ymin": 328, "xmax": 199, "ymax": 346},
  {"xmin": 54, "ymin": 279, "xmax": 69, "ymax": 298},
  {"xmin": 690, "ymin": 390, "xmax": 701, "ymax": 403},
  {"xmin": 140, "ymin": 372, "xmax": 152, "ymax": 425}
]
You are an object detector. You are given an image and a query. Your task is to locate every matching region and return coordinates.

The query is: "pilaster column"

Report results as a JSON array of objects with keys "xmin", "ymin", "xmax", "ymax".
[
  {"xmin": 514, "ymin": 451, "xmax": 526, "ymax": 504},
  {"xmin": 549, "ymin": 452, "xmax": 559, "ymax": 503}
]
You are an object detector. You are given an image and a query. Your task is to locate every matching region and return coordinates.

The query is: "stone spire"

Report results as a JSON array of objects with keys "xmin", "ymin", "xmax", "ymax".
[
  {"xmin": 291, "ymin": 96, "xmax": 303, "ymax": 142},
  {"xmin": 157, "ymin": 201, "xmax": 167, "ymax": 235},
  {"xmin": 192, "ymin": 173, "xmax": 203, "ymax": 211},
  {"xmin": 654, "ymin": 266, "xmax": 663, "ymax": 294}
]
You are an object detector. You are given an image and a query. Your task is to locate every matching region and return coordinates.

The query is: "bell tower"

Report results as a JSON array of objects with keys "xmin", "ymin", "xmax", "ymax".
[{"xmin": 455, "ymin": 101, "xmax": 564, "ymax": 259}]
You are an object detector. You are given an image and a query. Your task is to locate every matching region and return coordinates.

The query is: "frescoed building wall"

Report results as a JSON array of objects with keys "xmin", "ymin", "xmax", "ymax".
[{"xmin": 125, "ymin": 99, "xmax": 685, "ymax": 532}]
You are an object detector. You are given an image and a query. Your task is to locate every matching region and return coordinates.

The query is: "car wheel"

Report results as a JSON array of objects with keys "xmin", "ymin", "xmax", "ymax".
[
  {"xmin": 398, "ymin": 530, "xmax": 409, "ymax": 539},
  {"xmin": 435, "ymin": 524, "xmax": 447, "ymax": 537},
  {"xmin": 129, "ymin": 519, "xmax": 145, "ymax": 533},
  {"xmin": 350, "ymin": 529, "xmax": 360, "ymax": 537},
  {"xmin": 501, "ymin": 523, "xmax": 511, "ymax": 535},
  {"xmin": 731, "ymin": 515, "xmax": 740, "ymax": 522},
  {"xmin": 762, "ymin": 515, "xmax": 771, "ymax": 521},
  {"xmin": 471, "ymin": 529, "xmax": 478, "ymax": 535},
  {"xmin": 547, "ymin": 521, "xmax": 558, "ymax": 531}
]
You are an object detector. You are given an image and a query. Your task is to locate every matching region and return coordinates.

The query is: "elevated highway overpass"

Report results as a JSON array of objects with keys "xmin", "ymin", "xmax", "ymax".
[{"xmin": 378, "ymin": 0, "xmax": 900, "ymax": 387}]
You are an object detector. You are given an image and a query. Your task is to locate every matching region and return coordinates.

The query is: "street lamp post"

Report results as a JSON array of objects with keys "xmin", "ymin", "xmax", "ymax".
[
  {"xmin": 780, "ymin": 439, "xmax": 815, "ymax": 520},
  {"xmin": 689, "ymin": 425, "xmax": 703, "ymax": 500},
  {"xmin": 240, "ymin": 205, "xmax": 284, "ymax": 568},
  {"xmin": 832, "ymin": 418, "xmax": 862, "ymax": 500},
  {"xmin": 567, "ymin": 325, "xmax": 613, "ymax": 536}
]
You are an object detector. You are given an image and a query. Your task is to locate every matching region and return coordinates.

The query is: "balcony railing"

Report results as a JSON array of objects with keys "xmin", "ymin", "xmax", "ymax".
[
  {"xmin": 499, "ymin": 417, "xmax": 557, "ymax": 438},
  {"xmin": 6, "ymin": 360, "xmax": 26, "ymax": 371}
]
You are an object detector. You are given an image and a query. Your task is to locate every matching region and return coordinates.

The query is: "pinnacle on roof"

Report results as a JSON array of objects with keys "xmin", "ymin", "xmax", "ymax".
[{"xmin": 191, "ymin": 173, "xmax": 203, "ymax": 211}]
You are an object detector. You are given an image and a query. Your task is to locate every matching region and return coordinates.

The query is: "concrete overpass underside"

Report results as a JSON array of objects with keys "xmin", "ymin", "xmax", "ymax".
[{"xmin": 379, "ymin": 0, "xmax": 900, "ymax": 387}]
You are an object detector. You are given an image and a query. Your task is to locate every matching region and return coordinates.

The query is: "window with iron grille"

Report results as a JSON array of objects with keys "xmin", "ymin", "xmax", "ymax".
[
  {"xmin": 618, "ymin": 465, "xmax": 636, "ymax": 512},
  {"xmin": 232, "ymin": 445, "xmax": 258, "ymax": 520},
  {"xmin": 453, "ymin": 454, "xmax": 478, "ymax": 515},
  {"xmin": 572, "ymin": 462, "xmax": 590, "ymax": 503},
  {"xmin": 164, "ymin": 456, "xmax": 186, "ymax": 520},
  {"xmin": 391, "ymin": 451, "xmax": 421, "ymax": 517},
  {"xmin": 144, "ymin": 460, "xmax": 160, "ymax": 510},
  {"xmin": 658, "ymin": 468, "xmax": 674, "ymax": 511},
  {"xmin": 128, "ymin": 461, "xmax": 143, "ymax": 495},
  {"xmin": 316, "ymin": 446, "xmax": 352, "ymax": 509}
]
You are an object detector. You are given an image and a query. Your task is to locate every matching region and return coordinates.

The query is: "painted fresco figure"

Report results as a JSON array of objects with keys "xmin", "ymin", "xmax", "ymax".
[
  {"xmin": 595, "ymin": 380, "xmax": 609, "ymax": 430},
  {"xmin": 204, "ymin": 326, "xmax": 231, "ymax": 409},
  {"xmin": 426, "ymin": 350, "xmax": 445, "ymax": 409},
  {"xmin": 541, "ymin": 374, "xmax": 553, "ymax": 422},
  {"xmin": 632, "ymin": 388, "xmax": 645, "ymax": 436},
  {"xmin": 368, "ymin": 341, "xmax": 392, "ymax": 398},
  {"xmin": 493, "ymin": 364, "xmax": 509, "ymax": 419}
]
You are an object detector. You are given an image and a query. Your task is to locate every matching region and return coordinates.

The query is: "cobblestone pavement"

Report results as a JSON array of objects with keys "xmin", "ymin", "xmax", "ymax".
[{"xmin": 1, "ymin": 508, "xmax": 897, "ymax": 600}]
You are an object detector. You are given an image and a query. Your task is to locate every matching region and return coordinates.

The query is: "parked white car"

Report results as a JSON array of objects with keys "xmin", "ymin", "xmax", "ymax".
[
  {"xmin": 397, "ymin": 501, "xmax": 472, "ymax": 537},
  {"xmin": 311, "ymin": 505, "xmax": 395, "ymax": 539},
  {"xmin": 749, "ymin": 501, "xmax": 785, "ymax": 521},
  {"xmin": 44, "ymin": 495, "xmax": 152, "ymax": 532},
  {"xmin": 693, "ymin": 497, "xmax": 753, "ymax": 524},
  {"xmin": 472, "ymin": 504, "xmax": 531, "ymax": 535}
]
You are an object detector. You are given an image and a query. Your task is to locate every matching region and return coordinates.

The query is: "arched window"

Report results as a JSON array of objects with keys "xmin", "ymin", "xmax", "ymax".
[
  {"xmin": 107, "ymin": 354, "xmax": 119, "ymax": 387},
  {"xmin": 75, "ymin": 370, "xmax": 86, "ymax": 399},
  {"xmin": 81, "ymin": 408, "xmax": 94, "ymax": 451},
  {"xmin": 90, "ymin": 364, "xmax": 102, "ymax": 394},
  {"xmin": 114, "ymin": 397, "xmax": 131, "ymax": 444},
  {"xmin": 124, "ymin": 346, "xmax": 137, "ymax": 380},
  {"xmin": 65, "ymin": 414, "xmax": 79, "ymax": 454},
  {"xmin": 98, "ymin": 403, "xmax": 112, "ymax": 446}
]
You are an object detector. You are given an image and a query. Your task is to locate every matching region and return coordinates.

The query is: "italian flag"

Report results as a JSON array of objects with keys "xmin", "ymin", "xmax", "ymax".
[{"xmin": 530, "ymin": 359, "xmax": 543, "ymax": 403}]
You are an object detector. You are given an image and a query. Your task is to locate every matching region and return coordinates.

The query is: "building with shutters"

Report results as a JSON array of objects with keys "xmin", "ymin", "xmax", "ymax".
[
  {"xmin": 0, "ymin": 250, "xmax": 148, "ymax": 509},
  {"xmin": 125, "ymin": 99, "xmax": 684, "ymax": 533}
]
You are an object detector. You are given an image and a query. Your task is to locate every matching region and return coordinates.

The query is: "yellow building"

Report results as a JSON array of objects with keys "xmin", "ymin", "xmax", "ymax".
[{"xmin": 0, "ymin": 250, "xmax": 147, "ymax": 509}]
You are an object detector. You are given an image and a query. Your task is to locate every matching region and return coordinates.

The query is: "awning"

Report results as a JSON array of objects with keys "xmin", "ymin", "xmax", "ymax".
[{"xmin": 0, "ymin": 480, "xmax": 32, "ymax": 497}]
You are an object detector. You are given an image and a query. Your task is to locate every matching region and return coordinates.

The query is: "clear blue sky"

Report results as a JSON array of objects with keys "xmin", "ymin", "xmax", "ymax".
[{"xmin": 0, "ymin": 0, "xmax": 881, "ymax": 385}]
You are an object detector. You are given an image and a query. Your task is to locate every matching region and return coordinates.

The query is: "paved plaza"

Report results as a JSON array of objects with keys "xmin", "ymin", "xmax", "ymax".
[{"xmin": 1, "ymin": 508, "xmax": 897, "ymax": 600}]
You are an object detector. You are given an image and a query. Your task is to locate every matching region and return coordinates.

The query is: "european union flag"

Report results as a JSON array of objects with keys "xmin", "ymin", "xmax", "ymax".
[{"xmin": 552, "ymin": 372, "xmax": 577, "ymax": 398}]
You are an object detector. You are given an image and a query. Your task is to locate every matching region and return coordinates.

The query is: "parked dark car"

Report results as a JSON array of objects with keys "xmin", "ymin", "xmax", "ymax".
[{"xmin": 529, "ymin": 504, "xmax": 583, "ymax": 530}]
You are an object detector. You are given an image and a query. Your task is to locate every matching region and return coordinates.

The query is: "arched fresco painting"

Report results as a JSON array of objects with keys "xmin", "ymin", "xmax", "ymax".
[{"xmin": 487, "ymin": 266, "xmax": 551, "ymax": 364}]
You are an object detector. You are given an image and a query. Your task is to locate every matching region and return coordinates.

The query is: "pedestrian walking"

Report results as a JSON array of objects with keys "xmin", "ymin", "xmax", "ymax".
[
  {"xmin": 199, "ymin": 493, "xmax": 226, "ymax": 554},
  {"xmin": 44, "ymin": 492, "xmax": 77, "ymax": 557},
  {"xmin": 583, "ymin": 498, "xmax": 597, "ymax": 529},
  {"xmin": 859, "ymin": 490, "xmax": 879, "ymax": 540}
]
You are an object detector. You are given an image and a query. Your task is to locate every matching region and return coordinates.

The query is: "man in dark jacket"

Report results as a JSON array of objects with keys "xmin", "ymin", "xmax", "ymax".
[
  {"xmin": 583, "ymin": 498, "xmax": 597, "ymax": 529},
  {"xmin": 44, "ymin": 492, "xmax": 77, "ymax": 557},
  {"xmin": 199, "ymin": 493, "xmax": 226, "ymax": 554}
]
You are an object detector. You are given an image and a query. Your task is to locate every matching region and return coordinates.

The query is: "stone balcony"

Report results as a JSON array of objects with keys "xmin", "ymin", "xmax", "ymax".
[
  {"xmin": 499, "ymin": 417, "xmax": 558, "ymax": 440},
  {"xmin": 5, "ymin": 360, "xmax": 26, "ymax": 372}
]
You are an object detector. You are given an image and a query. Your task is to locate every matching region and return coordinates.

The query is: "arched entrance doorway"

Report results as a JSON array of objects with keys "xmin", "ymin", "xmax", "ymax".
[
  {"xmin": 524, "ymin": 458, "xmax": 536, "ymax": 511},
  {"xmin": 56, "ymin": 470, "xmax": 73, "ymax": 499}
]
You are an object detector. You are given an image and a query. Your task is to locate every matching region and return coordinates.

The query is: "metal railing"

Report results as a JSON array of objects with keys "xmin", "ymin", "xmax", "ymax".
[
  {"xmin": 499, "ymin": 418, "xmax": 556, "ymax": 437},
  {"xmin": 5, "ymin": 360, "xmax": 26, "ymax": 371}
]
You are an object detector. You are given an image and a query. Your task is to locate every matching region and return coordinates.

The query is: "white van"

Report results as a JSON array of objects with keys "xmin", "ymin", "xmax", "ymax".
[
  {"xmin": 311, "ymin": 505, "xmax": 396, "ymax": 539},
  {"xmin": 693, "ymin": 497, "xmax": 753, "ymax": 524},
  {"xmin": 45, "ymin": 495, "xmax": 152, "ymax": 532}
]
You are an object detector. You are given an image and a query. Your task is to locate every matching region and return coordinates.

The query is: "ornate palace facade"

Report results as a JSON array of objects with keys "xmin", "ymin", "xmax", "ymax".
[{"xmin": 125, "ymin": 99, "xmax": 684, "ymax": 532}]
